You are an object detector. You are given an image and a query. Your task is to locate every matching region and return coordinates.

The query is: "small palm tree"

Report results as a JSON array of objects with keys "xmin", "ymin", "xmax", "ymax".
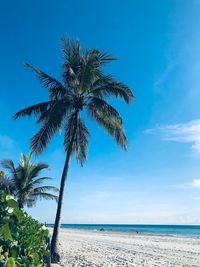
[
  {"xmin": 0, "ymin": 175, "xmax": 15, "ymax": 195},
  {"xmin": 1, "ymin": 152, "xmax": 58, "ymax": 208},
  {"xmin": 14, "ymin": 38, "xmax": 134, "ymax": 261}
]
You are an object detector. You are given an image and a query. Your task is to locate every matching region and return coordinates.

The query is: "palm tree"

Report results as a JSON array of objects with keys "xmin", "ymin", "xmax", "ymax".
[
  {"xmin": 0, "ymin": 175, "xmax": 15, "ymax": 195},
  {"xmin": 1, "ymin": 152, "xmax": 58, "ymax": 208},
  {"xmin": 14, "ymin": 38, "xmax": 134, "ymax": 261}
]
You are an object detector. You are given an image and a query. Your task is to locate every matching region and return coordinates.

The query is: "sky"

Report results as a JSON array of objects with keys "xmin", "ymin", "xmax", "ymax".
[{"xmin": 1, "ymin": 0, "xmax": 200, "ymax": 224}]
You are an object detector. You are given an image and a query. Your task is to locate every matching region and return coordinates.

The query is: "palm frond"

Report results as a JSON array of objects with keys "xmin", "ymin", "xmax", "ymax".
[
  {"xmin": 88, "ymin": 97, "xmax": 123, "ymax": 125},
  {"xmin": 11, "ymin": 168, "xmax": 24, "ymax": 191},
  {"xmin": 30, "ymin": 177, "xmax": 53, "ymax": 186},
  {"xmin": 64, "ymin": 111, "xmax": 90, "ymax": 165},
  {"xmin": 28, "ymin": 192, "xmax": 58, "ymax": 202},
  {"xmin": 62, "ymin": 38, "xmax": 81, "ymax": 68},
  {"xmin": 32, "ymin": 185, "xmax": 59, "ymax": 193},
  {"xmin": 31, "ymin": 192, "xmax": 58, "ymax": 202},
  {"xmin": 30, "ymin": 123, "xmax": 56, "ymax": 155},
  {"xmin": 30, "ymin": 99, "xmax": 71, "ymax": 154},
  {"xmin": 74, "ymin": 117, "xmax": 90, "ymax": 165},
  {"xmin": 0, "ymin": 176, "xmax": 16, "ymax": 195},
  {"xmin": 27, "ymin": 163, "xmax": 49, "ymax": 179},
  {"xmin": 63, "ymin": 111, "xmax": 78, "ymax": 154},
  {"xmin": 64, "ymin": 112, "xmax": 89, "ymax": 165},
  {"xmin": 62, "ymin": 38, "xmax": 81, "ymax": 88},
  {"xmin": 1, "ymin": 160, "xmax": 18, "ymax": 180},
  {"xmin": 26, "ymin": 198, "xmax": 36, "ymax": 208},
  {"xmin": 1, "ymin": 159, "xmax": 15, "ymax": 172},
  {"xmin": 36, "ymin": 97, "xmax": 72, "ymax": 124},
  {"xmin": 78, "ymin": 50, "xmax": 106, "ymax": 92},
  {"xmin": 91, "ymin": 75, "xmax": 134, "ymax": 103},
  {"xmin": 24, "ymin": 63, "xmax": 66, "ymax": 99},
  {"xmin": 13, "ymin": 101, "xmax": 55, "ymax": 120},
  {"xmin": 88, "ymin": 49, "xmax": 116, "ymax": 66},
  {"xmin": 87, "ymin": 104, "xmax": 127, "ymax": 150}
]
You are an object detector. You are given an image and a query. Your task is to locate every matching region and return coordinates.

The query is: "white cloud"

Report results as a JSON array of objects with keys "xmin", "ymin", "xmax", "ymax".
[
  {"xmin": 191, "ymin": 179, "xmax": 200, "ymax": 188},
  {"xmin": 175, "ymin": 179, "xmax": 200, "ymax": 190},
  {"xmin": 154, "ymin": 60, "xmax": 175, "ymax": 91},
  {"xmin": 147, "ymin": 119, "xmax": 200, "ymax": 153},
  {"xmin": 192, "ymin": 197, "xmax": 200, "ymax": 200}
]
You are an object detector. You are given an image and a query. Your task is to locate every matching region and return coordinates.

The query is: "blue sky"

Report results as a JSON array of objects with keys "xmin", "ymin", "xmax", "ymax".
[{"xmin": 1, "ymin": 0, "xmax": 200, "ymax": 224}]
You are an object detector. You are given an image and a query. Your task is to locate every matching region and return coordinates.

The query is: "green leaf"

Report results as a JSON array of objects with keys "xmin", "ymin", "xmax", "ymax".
[
  {"xmin": 33, "ymin": 252, "xmax": 40, "ymax": 265},
  {"xmin": 10, "ymin": 247, "xmax": 19, "ymax": 259},
  {"xmin": 14, "ymin": 208, "xmax": 23, "ymax": 221},
  {"xmin": 5, "ymin": 257, "xmax": 15, "ymax": 267},
  {"xmin": 0, "ymin": 223, "xmax": 12, "ymax": 241},
  {"xmin": 43, "ymin": 229, "xmax": 49, "ymax": 237},
  {"xmin": 7, "ymin": 199, "xmax": 18, "ymax": 210},
  {"xmin": 43, "ymin": 250, "xmax": 51, "ymax": 257}
]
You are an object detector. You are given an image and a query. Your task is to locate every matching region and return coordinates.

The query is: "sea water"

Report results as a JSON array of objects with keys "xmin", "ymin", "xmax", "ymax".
[{"xmin": 47, "ymin": 224, "xmax": 200, "ymax": 238}]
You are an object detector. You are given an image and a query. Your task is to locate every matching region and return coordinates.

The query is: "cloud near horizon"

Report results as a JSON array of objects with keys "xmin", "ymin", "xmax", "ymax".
[
  {"xmin": 191, "ymin": 179, "xmax": 200, "ymax": 188},
  {"xmin": 147, "ymin": 120, "xmax": 200, "ymax": 153}
]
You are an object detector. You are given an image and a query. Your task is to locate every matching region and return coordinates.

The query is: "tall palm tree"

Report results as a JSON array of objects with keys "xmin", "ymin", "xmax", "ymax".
[
  {"xmin": 14, "ymin": 38, "xmax": 134, "ymax": 261},
  {"xmin": 1, "ymin": 152, "xmax": 58, "ymax": 208}
]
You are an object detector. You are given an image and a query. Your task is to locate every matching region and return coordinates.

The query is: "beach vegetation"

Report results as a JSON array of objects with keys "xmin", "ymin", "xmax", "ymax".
[{"xmin": 0, "ymin": 190, "xmax": 50, "ymax": 266}]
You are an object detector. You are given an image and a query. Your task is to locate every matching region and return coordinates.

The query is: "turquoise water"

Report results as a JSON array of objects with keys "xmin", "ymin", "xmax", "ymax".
[{"xmin": 47, "ymin": 224, "xmax": 200, "ymax": 238}]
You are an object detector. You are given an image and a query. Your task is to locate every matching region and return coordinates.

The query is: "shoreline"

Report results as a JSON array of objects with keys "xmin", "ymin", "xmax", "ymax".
[
  {"xmin": 48, "ymin": 226, "xmax": 200, "ymax": 239},
  {"xmin": 53, "ymin": 228, "xmax": 200, "ymax": 267}
]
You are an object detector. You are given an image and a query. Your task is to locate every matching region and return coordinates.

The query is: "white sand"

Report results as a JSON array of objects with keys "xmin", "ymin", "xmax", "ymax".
[{"xmin": 56, "ymin": 228, "xmax": 200, "ymax": 267}]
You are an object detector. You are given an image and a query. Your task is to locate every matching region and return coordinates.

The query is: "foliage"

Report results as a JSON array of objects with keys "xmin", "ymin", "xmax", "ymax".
[
  {"xmin": 0, "ymin": 152, "xmax": 58, "ymax": 208},
  {"xmin": 0, "ymin": 191, "xmax": 50, "ymax": 266}
]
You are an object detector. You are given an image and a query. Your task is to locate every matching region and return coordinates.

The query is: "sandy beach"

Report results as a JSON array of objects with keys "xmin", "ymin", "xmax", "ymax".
[{"xmin": 55, "ymin": 228, "xmax": 200, "ymax": 267}]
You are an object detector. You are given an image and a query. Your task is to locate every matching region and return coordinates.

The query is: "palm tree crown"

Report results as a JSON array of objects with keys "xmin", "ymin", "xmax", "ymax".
[
  {"xmin": 14, "ymin": 39, "xmax": 134, "ymax": 162},
  {"xmin": 0, "ymin": 152, "xmax": 58, "ymax": 208}
]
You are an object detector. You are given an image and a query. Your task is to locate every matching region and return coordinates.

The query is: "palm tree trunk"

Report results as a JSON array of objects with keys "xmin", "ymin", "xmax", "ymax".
[
  {"xmin": 50, "ymin": 145, "xmax": 73, "ymax": 261},
  {"xmin": 51, "ymin": 111, "xmax": 79, "ymax": 262}
]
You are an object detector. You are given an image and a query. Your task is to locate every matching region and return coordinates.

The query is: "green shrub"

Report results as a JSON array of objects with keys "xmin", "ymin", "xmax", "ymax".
[{"xmin": 0, "ymin": 191, "xmax": 50, "ymax": 266}]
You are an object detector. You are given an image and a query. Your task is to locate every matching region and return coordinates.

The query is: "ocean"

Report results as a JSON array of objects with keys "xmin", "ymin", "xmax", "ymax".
[{"xmin": 47, "ymin": 224, "xmax": 200, "ymax": 238}]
